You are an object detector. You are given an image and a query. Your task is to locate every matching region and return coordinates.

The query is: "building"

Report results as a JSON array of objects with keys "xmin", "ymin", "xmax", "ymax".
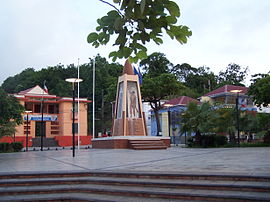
[
  {"xmin": 199, "ymin": 84, "xmax": 256, "ymax": 111},
  {"xmin": 1, "ymin": 85, "xmax": 91, "ymax": 147},
  {"xmin": 151, "ymin": 96, "xmax": 199, "ymax": 144}
]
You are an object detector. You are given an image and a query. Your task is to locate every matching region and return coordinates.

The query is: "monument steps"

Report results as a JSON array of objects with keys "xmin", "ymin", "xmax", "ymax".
[
  {"xmin": 129, "ymin": 140, "xmax": 168, "ymax": 150},
  {"xmin": 0, "ymin": 171, "xmax": 269, "ymax": 201}
]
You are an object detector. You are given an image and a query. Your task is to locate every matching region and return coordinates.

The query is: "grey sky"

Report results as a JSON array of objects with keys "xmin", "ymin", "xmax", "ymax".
[{"xmin": 0, "ymin": 0, "xmax": 270, "ymax": 85}]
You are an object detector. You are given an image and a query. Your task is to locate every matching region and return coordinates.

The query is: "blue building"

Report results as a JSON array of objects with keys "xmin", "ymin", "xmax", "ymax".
[{"xmin": 150, "ymin": 96, "xmax": 199, "ymax": 144}]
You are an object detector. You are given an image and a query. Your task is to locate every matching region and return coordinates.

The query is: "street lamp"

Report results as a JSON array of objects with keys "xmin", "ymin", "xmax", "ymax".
[
  {"xmin": 230, "ymin": 89, "xmax": 242, "ymax": 147},
  {"xmin": 25, "ymin": 110, "xmax": 32, "ymax": 152},
  {"xmin": 65, "ymin": 78, "xmax": 83, "ymax": 157}
]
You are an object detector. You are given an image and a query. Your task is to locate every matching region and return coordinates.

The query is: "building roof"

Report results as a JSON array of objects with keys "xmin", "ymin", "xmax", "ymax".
[
  {"xmin": 203, "ymin": 85, "xmax": 248, "ymax": 97},
  {"xmin": 18, "ymin": 85, "xmax": 52, "ymax": 96},
  {"xmin": 14, "ymin": 85, "xmax": 91, "ymax": 103},
  {"xmin": 163, "ymin": 96, "xmax": 199, "ymax": 107}
]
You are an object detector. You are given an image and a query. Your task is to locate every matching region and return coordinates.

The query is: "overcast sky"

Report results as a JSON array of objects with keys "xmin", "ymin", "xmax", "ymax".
[{"xmin": 0, "ymin": 0, "xmax": 270, "ymax": 85}]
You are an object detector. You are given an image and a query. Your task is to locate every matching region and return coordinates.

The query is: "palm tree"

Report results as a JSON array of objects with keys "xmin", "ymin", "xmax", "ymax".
[
  {"xmin": 181, "ymin": 102, "xmax": 216, "ymax": 145},
  {"xmin": 214, "ymin": 108, "xmax": 236, "ymax": 144}
]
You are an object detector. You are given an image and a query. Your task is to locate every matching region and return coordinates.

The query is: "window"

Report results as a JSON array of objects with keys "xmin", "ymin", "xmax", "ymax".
[
  {"xmin": 73, "ymin": 123, "xmax": 78, "ymax": 134},
  {"xmin": 34, "ymin": 104, "xmax": 41, "ymax": 113}
]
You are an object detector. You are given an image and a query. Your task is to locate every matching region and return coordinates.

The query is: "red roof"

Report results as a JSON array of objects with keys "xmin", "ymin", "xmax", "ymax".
[
  {"xmin": 163, "ymin": 96, "xmax": 199, "ymax": 107},
  {"xmin": 203, "ymin": 85, "xmax": 248, "ymax": 97}
]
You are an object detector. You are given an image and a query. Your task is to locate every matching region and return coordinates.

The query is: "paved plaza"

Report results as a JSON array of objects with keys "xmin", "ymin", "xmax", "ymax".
[{"xmin": 0, "ymin": 147, "xmax": 269, "ymax": 176}]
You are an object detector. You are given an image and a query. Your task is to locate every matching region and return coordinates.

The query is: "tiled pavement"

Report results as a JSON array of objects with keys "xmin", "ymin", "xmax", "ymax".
[{"xmin": 0, "ymin": 147, "xmax": 269, "ymax": 176}]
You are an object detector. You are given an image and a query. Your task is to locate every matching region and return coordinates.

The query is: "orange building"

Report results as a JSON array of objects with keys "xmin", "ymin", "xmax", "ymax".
[{"xmin": 3, "ymin": 85, "xmax": 91, "ymax": 147}]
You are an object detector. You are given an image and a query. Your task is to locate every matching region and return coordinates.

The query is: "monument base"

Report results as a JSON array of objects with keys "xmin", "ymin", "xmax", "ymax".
[{"xmin": 92, "ymin": 136, "xmax": 170, "ymax": 149}]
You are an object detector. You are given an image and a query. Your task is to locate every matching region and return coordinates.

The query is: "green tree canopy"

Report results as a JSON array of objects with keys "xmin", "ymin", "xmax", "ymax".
[
  {"xmin": 218, "ymin": 63, "xmax": 248, "ymax": 86},
  {"xmin": 181, "ymin": 102, "xmax": 217, "ymax": 144},
  {"xmin": 140, "ymin": 52, "xmax": 172, "ymax": 76},
  {"xmin": 87, "ymin": 0, "xmax": 192, "ymax": 62},
  {"xmin": 0, "ymin": 88, "xmax": 24, "ymax": 137},
  {"xmin": 248, "ymin": 74, "xmax": 270, "ymax": 107},
  {"xmin": 141, "ymin": 73, "xmax": 184, "ymax": 135}
]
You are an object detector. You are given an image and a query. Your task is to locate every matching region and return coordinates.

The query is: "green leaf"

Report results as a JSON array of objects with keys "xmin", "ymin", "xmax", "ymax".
[
  {"xmin": 107, "ymin": 10, "xmax": 120, "ymax": 19},
  {"xmin": 166, "ymin": 16, "xmax": 177, "ymax": 24},
  {"xmin": 114, "ymin": 17, "xmax": 125, "ymax": 31},
  {"xmin": 166, "ymin": 30, "xmax": 174, "ymax": 39},
  {"xmin": 138, "ymin": 20, "xmax": 145, "ymax": 30},
  {"xmin": 109, "ymin": 51, "xmax": 118, "ymax": 58},
  {"xmin": 165, "ymin": 1, "xmax": 180, "ymax": 17},
  {"xmin": 122, "ymin": 47, "xmax": 132, "ymax": 58},
  {"xmin": 114, "ymin": 29, "xmax": 127, "ymax": 45},
  {"xmin": 153, "ymin": 37, "xmax": 163, "ymax": 45},
  {"xmin": 137, "ymin": 50, "xmax": 147, "ymax": 59},
  {"xmin": 87, "ymin": 32, "xmax": 98, "ymax": 43},
  {"xmin": 133, "ymin": 42, "xmax": 147, "ymax": 51},
  {"xmin": 140, "ymin": 0, "xmax": 146, "ymax": 14}
]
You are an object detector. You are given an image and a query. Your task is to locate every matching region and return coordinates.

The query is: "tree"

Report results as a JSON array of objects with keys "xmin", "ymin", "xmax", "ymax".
[
  {"xmin": 87, "ymin": 0, "xmax": 192, "ymax": 62},
  {"xmin": 248, "ymin": 75, "xmax": 270, "ymax": 107},
  {"xmin": 181, "ymin": 102, "xmax": 216, "ymax": 145},
  {"xmin": 141, "ymin": 73, "xmax": 183, "ymax": 135},
  {"xmin": 140, "ymin": 52, "xmax": 172, "ymax": 76},
  {"xmin": 214, "ymin": 108, "xmax": 236, "ymax": 144},
  {"xmin": 218, "ymin": 63, "xmax": 248, "ymax": 86},
  {"xmin": 0, "ymin": 88, "xmax": 24, "ymax": 137},
  {"xmin": 172, "ymin": 64, "xmax": 217, "ymax": 95},
  {"xmin": 171, "ymin": 63, "xmax": 197, "ymax": 82}
]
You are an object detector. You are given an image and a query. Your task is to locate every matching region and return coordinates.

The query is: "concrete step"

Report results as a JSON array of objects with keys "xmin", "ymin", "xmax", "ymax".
[
  {"xmin": 1, "ymin": 183, "xmax": 270, "ymax": 201},
  {"xmin": 0, "ymin": 192, "xmax": 190, "ymax": 202},
  {"xmin": 1, "ymin": 171, "xmax": 269, "ymax": 182},
  {"xmin": 132, "ymin": 146, "xmax": 168, "ymax": 150},
  {"xmin": 0, "ymin": 176, "xmax": 269, "ymax": 192},
  {"xmin": 129, "ymin": 139, "xmax": 167, "ymax": 150}
]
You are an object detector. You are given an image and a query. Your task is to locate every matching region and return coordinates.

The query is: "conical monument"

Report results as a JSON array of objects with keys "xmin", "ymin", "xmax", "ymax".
[
  {"xmin": 92, "ymin": 60, "xmax": 170, "ymax": 149},
  {"xmin": 112, "ymin": 60, "xmax": 147, "ymax": 137}
]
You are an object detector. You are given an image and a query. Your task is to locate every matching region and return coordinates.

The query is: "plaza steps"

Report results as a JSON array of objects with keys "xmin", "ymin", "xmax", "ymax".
[
  {"xmin": 32, "ymin": 137, "xmax": 58, "ymax": 147},
  {"xmin": 128, "ymin": 139, "xmax": 167, "ymax": 150},
  {"xmin": 0, "ymin": 171, "xmax": 270, "ymax": 201}
]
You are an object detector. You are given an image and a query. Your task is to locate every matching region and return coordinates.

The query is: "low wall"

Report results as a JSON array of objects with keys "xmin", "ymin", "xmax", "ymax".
[
  {"xmin": 54, "ymin": 136, "xmax": 92, "ymax": 147},
  {"xmin": 0, "ymin": 136, "xmax": 32, "ymax": 147}
]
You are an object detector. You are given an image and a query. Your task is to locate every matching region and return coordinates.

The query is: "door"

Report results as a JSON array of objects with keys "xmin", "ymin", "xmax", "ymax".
[{"xmin": 35, "ymin": 122, "xmax": 46, "ymax": 137}]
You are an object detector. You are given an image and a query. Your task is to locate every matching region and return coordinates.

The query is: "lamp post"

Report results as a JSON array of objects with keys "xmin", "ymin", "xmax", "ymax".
[
  {"xmin": 25, "ymin": 110, "xmax": 32, "ymax": 152},
  {"xmin": 65, "ymin": 78, "xmax": 83, "ymax": 157},
  {"xmin": 230, "ymin": 89, "xmax": 242, "ymax": 147}
]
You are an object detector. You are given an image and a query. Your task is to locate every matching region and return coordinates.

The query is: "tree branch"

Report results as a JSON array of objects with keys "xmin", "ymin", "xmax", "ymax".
[{"xmin": 98, "ymin": 0, "xmax": 123, "ymax": 17}]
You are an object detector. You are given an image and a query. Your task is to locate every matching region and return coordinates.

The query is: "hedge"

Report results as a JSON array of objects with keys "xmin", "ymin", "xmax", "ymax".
[{"xmin": 0, "ymin": 142, "xmax": 23, "ymax": 153}]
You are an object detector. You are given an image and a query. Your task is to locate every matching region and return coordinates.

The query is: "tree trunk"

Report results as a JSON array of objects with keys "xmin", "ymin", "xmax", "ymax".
[
  {"xmin": 154, "ymin": 109, "xmax": 162, "ymax": 136},
  {"xmin": 195, "ymin": 130, "xmax": 201, "ymax": 145},
  {"xmin": 229, "ymin": 131, "xmax": 236, "ymax": 144}
]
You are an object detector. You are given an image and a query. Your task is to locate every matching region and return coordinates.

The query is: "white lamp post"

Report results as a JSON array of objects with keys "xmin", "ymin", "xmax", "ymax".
[{"xmin": 65, "ymin": 78, "xmax": 83, "ymax": 157}]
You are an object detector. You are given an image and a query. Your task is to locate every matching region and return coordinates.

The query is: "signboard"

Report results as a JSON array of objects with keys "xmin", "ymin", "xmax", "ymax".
[{"xmin": 23, "ymin": 115, "xmax": 58, "ymax": 121}]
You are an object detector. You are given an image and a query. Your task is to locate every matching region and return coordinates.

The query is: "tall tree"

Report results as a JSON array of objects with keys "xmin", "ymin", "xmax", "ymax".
[
  {"xmin": 0, "ymin": 88, "xmax": 24, "ymax": 137},
  {"xmin": 218, "ymin": 63, "xmax": 248, "ymax": 86},
  {"xmin": 141, "ymin": 73, "xmax": 183, "ymax": 135},
  {"xmin": 87, "ymin": 0, "xmax": 192, "ymax": 62},
  {"xmin": 140, "ymin": 52, "xmax": 172, "ymax": 76},
  {"xmin": 171, "ymin": 63, "xmax": 197, "ymax": 82},
  {"xmin": 214, "ymin": 108, "xmax": 236, "ymax": 144},
  {"xmin": 248, "ymin": 74, "xmax": 270, "ymax": 107}
]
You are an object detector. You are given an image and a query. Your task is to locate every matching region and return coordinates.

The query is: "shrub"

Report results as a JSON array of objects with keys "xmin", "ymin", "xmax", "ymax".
[
  {"xmin": 0, "ymin": 143, "xmax": 13, "ymax": 152},
  {"xmin": 263, "ymin": 132, "xmax": 270, "ymax": 143},
  {"xmin": 215, "ymin": 135, "xmax": 228, "ymax": 146},
  {"xmin": 11, "ymin": 142, "xmax": 23, "ymax": 152},
  {"xmin": 201, "ymin": 135, "xmax": 215, "ymax": 147}
]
